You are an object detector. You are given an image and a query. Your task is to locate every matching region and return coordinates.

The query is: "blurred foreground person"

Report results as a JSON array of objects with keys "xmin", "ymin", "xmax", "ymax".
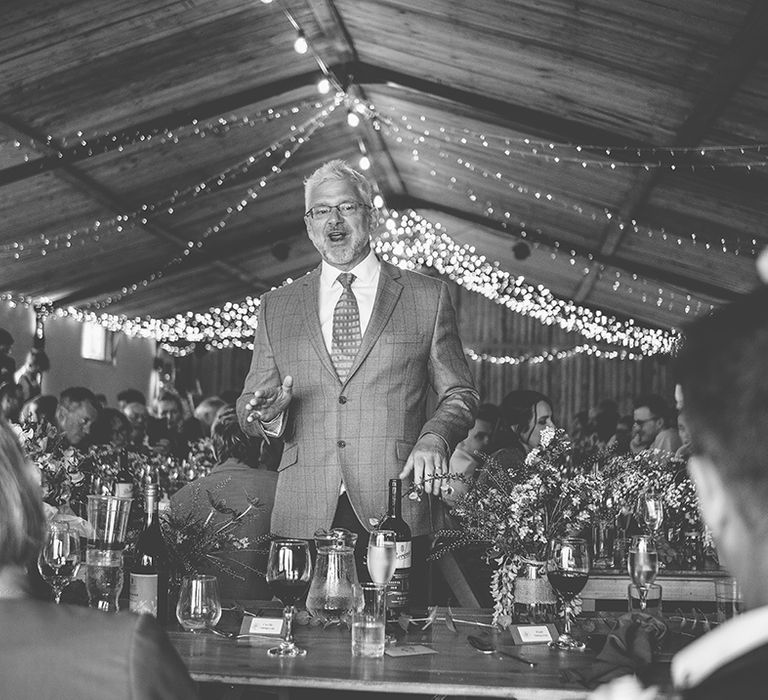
[
  {"xmin": 0, "ymin": 418, "xmax": 197, "ymax": 700},
  {"xmin": 592, "ymin": 285, "xmax": 768, "ymax": 699}
]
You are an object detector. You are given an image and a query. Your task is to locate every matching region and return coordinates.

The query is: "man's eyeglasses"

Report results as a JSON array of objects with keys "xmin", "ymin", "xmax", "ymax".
[
  {"xmin": 632, "ymin": 417, "xmax": 659, "ymax": 428},
  {"xmin": 304, "ymin": 201, "xmax": 369, "ymax": 220}
]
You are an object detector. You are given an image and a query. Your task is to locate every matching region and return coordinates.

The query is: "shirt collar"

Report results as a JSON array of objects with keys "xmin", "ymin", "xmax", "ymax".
[
  {"xmin": 672, "ymin": 604, "xmax": 768, "ymax": 689},
  {"xmin": 320, "ymin": 249, "xmax": 379, "ymax": 289}
]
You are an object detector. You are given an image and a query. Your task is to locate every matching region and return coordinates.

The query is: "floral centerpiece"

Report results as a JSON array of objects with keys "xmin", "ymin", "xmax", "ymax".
[
  {"xmin": 434, "ymin": 427, "xmax": 604, "ymax": 627},
  {"xmin": 600, "ymin": 449, "xmax": 712, "ymax": 569},
  {"xmin": 161, "ymin": 487, "xmax": 271, "ymax": 589}
]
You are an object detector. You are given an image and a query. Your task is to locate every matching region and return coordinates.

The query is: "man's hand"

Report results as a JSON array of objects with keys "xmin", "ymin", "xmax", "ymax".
[
  {"xmin": 245, "ymin": 375, "xmax": 293, "ymax": 423},
  {"xmin": 398, "ymin": 433, "xmax": 448, "ymax": 496}
]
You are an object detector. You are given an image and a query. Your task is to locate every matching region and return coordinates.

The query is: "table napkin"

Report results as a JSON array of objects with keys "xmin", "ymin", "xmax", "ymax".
[{"xmin": 563, "ymin": 613, "xmax": 668, "ymax": 689}]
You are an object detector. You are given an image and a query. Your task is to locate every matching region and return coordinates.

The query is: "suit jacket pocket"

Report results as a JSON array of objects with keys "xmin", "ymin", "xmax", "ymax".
[
  {"xmin": 383, "ymin": 332, "xmax": 427, "ymax": 345},
  {"xmin": 278, "ymin": 442, "xmax": 298, "ymax": 472},
  {"xmin": 395, "ymin": 440, "xmax": 415, "ymax": 464}
]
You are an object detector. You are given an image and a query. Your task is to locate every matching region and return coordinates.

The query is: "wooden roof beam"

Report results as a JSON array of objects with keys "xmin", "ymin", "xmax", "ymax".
[
  {"xmin": 574, "ymin": 0, "xmax": 768, "ymax": 303},
  {"xmin": 0, "ymin": 69, "xmax": 324, "ymax": 187}
]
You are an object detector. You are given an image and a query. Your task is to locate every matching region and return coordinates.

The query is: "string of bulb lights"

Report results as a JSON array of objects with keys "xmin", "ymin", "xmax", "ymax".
[
  {"xmin": 1, "ymin": 0, "xmax": 745, "ymax": 363},
  {"xmin": 379, "ymin": 106, "xmax": 762, "ymax": 258}
]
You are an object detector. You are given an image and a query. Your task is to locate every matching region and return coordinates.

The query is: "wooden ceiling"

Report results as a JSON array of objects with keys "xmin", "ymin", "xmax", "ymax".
[{"xmin": 1, "ymin": 0, "xmax": 766, "ymax": 341}]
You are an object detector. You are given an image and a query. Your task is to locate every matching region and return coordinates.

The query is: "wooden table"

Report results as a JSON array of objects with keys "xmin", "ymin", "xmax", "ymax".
[{"xmin": 168, "ymin": 608, "xmax": 634, "ymax": 699}]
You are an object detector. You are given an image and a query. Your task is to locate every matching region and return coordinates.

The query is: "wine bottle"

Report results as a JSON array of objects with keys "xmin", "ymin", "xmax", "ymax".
[
  {"xmin": 114, "ymin": 448, "xmax": 133, "ymax": 498},
  {"xmin": 129, "ymin": 482, "xmax": 169, "ymax": 621},
  {"xmin": 378, "ymin": 478, "xmax": 411, "ymax": 618}
]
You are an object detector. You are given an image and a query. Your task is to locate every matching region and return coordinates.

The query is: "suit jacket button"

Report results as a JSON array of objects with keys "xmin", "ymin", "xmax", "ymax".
[
  {"xmin": 338, "ymin": 396, "xmax": 347, "ymax": 404},
  {"xmin": 337, "ymin": 440, "xmax": 346, "ymax": 448}
]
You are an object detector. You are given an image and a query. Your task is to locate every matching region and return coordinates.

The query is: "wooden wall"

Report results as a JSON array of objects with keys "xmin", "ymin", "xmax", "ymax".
[{"xmin": 191, "ymin": 280, "xmax": 676, "ymax": 428}]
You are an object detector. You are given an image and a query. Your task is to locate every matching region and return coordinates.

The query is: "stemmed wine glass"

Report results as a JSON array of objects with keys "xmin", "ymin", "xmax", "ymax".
[
  {"xmin": 628, "ymin": 535, "xmax": 659, "ymax": 611},
  {"xmin": 547, "ymin": 537, "xmax": 590, "ymax": 651},
  {"xmin": 637, "ymin": 491, "xmax": 664, "ymax": 539},
  {"xmin": 266, "ymin": 539, "xmax": 313, "ymax": 657},
  {"xmin": 38, "ymin": 521, "xmax": 81, "ymax": 604},
  {"xmin": 367, "ymin": 530, "xmax": 397, "ymax": 588},
  {"xmin": 367, "ymin": 530, "xmax": 397, "ymax": 641}
]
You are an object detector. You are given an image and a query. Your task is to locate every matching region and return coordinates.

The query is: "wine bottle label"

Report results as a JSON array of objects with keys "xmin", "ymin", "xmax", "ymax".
[
  {"xmin": 129, "ymin": 573, "xmax": 158, "ymax": 616},
  {"xmin": 114, "ymin": 483, "xmax": 133, "ymax": 498},
  {"xmin": 395, "ymin": 541, "xmax": 412, "ymax": 569}
]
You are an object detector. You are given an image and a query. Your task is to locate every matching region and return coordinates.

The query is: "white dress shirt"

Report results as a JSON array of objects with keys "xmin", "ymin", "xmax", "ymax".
[{"xmin": 318, "ymin": 249, "xmax": 381, "ymax": 352}]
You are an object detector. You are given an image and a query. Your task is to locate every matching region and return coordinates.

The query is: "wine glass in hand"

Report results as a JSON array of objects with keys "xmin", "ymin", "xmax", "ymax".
[
  {"xmin": 266, "ymin": 539, "xmax": 313, "ymax": 657},
  {"xmin": 547, "ymin": 537, "xmax": 590, "ymax": 651},
  {"xmin": 637, "ymin": 492, "xmax": 664, "ymax": 538},
  {"xmin": 38, "ymin": 521, "xmax": 81, "ymax": 604},
  {"xmin": 628, "ymin": 535, "xmax": 658, "ymax": 611}
]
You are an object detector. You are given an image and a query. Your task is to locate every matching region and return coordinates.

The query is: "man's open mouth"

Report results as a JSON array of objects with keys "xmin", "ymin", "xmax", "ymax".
[{"xmin": 328, "ymin": 229, "xmax": 347, "ymax": 242}]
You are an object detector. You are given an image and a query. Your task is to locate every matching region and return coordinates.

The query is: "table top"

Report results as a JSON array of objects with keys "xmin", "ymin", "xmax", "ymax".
[{"xmin": 167, "ymin": 607, "xmax": 656, "ymax": 699}]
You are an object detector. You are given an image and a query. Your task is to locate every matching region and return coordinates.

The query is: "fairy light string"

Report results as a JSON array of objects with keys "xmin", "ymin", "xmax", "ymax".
[{"xmin": 1, "ymin": 98, "xmax": 336, "ymax": 261}]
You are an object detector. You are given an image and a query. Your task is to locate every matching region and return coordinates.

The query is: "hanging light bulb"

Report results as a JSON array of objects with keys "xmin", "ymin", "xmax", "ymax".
[
  {"xmin": 317, "ymin": 77, "xmax": 330, "ymax": 94},
  {"xmin": 359, "ymin": 155, "xmax": 370, "ymax": 170},
  {"xmin": 347, "ymin": 110, "xmax": 360, "ymax": 128},
  {"xmin": 293, "ymin": 30, "xmax": 308, "ymax": 54},
  {"xmin": 260, "ymin": 0, "xmax": 273, "ymax": 3},
  {"xmin": 373, "ymin": 194, "xmax": 384, "ymax": 208}
]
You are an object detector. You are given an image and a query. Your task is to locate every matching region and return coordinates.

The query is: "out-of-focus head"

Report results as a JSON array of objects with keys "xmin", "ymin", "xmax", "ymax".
[
  {"xmin": 117, "ymin": 388, "xmax": 146, "ymax": 411},
  {"xmin": 123, "ymin": 401, "xmax": 147, "ymax": 427},
  {"xmin": 675, "ymin": 285, "xmax": 768, "ymax": 607},
  {"xmin": 499, "ymin": 390, "xmax": 555, "ymax": 450},
  {"xmin": 459, "ymin": 403, "xmax": 499, "ymax": 456},
  {"xmin": 56, "ymin": 387, "xmax": 99, "ymax": 446},
  {"xmin": 0, "ymin": 328, "xmax": 13, "ymax": 355},
  {"xmin": 91, "ymin": 407, "xmax": 131, "ymax": 447},
  {"xmin": 303, "ymin": 159, "xmax": 374, "ymax": 272},
  {"xmin": 0, "ymin": 383, "xmax": 22, "ymax": 423},
  {"xmin": 21, "ymin": 395, "xmax": 58, "ymax": 425},
  {"xmin": 631, "ymin": 394, "xmax": 669, "ymax": 449},
  {"xmin": 23, "ymin": 348, "xmax": 49, "ymax": 374},
  {"xmin": 211, "ymin": 407, "xmax": 254, "ymax": 464},
  {"xmin": 0, "ymin": 418, "xmax": 46, "ymax": 569},
  {"xmin": 194, "ymin": 396, "xmax": 227, "ymax": 435},
  {"xmin": 155, "ymin": 391, "xmax": 183, "ymax": 430}
]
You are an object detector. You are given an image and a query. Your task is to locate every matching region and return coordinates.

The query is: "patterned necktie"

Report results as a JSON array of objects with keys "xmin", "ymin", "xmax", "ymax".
[{"xmin": 331, "ymin": 272, "xmax": 362, "ymax": 380}]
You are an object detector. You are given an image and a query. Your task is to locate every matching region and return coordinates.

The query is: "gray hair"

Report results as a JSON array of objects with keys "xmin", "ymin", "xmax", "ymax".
[{"xmin": 304, "ymin": 159, "xmax": 373, "ymax": 211}]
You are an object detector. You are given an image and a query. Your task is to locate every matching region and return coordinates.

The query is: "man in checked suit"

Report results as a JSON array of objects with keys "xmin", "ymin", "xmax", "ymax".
[{"xmin": 236, "ymin": 160, "xmax": 478, "ymax": 600}]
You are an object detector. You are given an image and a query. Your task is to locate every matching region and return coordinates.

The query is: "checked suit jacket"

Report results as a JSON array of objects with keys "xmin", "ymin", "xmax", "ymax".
[{"xmin": 236, "ymin": 259, "xmax": 479, "ymax": 539}]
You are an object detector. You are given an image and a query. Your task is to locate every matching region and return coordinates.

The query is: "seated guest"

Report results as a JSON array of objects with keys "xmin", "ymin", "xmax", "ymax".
[
  {"xmin": 591, "ymin": 285, "xmax": 768, "ymax": 699},
  {"xmin": 91, "ymin": 407, "xmax": 131, "ymax": 448},
  {"xmin": 170, "ymin": 409, "xmax": 277, "ymax": 600},
  {"xmin": 606, "ymin": 414, "xmax": 633, "ymax": 455},
  {"xmin": 0, "ymin": 382, "xmax": 22, "ymax": 423},
  {"xmin": 193, "ymin": 395, "xmax": 227, "ymax": 437},
  {"xmin": 444, "ymin": 402, "xmax": 499, "ymax": 506},
  {"xmin": 493, "ymin": 390, "xmax": 556, "ymax": 469},
  {"xmin": 117, "ymin": 388, "xmax": 147, "ymax": 410},
  {"xmin": 0, "ymin": 418, "xmax": 198, "ymax": 700},
  {"xmin": 123, "ymin": 400, "xmax": 151, "ymax": 449},
  {"xmin": 0, "ymin": 328, "xmax": 15, "ymax": 386},
  {"xmin": 56, "ymin": 387, "xmax": 99, "ymax": 448},
  {"xmin": 629, "ymin": 393, "xmax": 681, "ymax": 455},
  {"xmin": 20, "ymin": 394, "xmax": 58, "ymax": 427},
  {"xmin": 148, "ymin": 391, "xmax": 202, "ymax": 458},
  {"xmin": 14, "ymin": 348, "xmax": 49, "ymax": 403}
]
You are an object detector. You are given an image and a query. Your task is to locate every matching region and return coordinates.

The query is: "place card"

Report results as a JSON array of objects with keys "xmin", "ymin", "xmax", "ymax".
[
  {"xmin": 508, "ymin": 623, "xmax": 559, "ymax": 645},
  {"xmin": 239, "ymin": 615, "xmax": 284, "ymax": 636},
  {"xmin": 385, "ymin": 644, "xmax": 438, "ymax": 657}
]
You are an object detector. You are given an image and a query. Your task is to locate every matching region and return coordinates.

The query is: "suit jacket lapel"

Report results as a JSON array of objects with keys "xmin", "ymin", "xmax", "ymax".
[
  {"xmin": 346, "ymin": 261, "xmax": 403, "ymax": 381},
  {"xmin": 299, "ymin": 267, "xmax": 338, "ymax": 381}
]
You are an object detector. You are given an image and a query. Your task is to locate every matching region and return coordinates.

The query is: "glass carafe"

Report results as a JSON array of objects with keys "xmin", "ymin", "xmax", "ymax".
[{"xmin": 306, "ymin": 528, "xmax": 362, "ymax": 625}]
